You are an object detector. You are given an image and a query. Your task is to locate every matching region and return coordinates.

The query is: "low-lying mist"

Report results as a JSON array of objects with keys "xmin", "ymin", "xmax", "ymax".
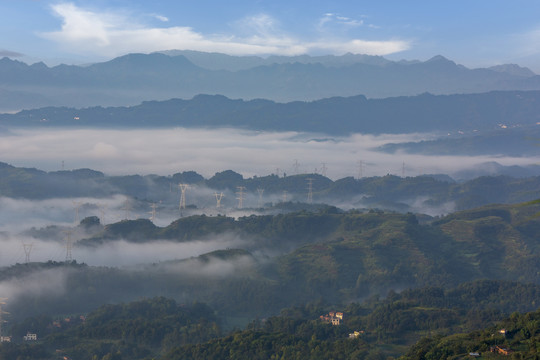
[
  {"xmin": 0, "ymin": 234, "xmax": 250, "ymax": 268},
  {"xmin": 2, "ymin": 127, "xmax": 536, "ymax": 179}
]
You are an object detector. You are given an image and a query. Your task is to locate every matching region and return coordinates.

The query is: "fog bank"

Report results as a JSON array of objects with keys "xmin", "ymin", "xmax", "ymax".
[{"xmin": 1, "ymin": 128, "xmax": 536, "ymax": 179}]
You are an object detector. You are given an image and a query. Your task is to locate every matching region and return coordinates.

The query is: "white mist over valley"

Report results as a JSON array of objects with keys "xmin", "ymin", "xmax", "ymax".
[{"xmin": 2, "ymin": 127, "xmax": 535, "ymax": 179}]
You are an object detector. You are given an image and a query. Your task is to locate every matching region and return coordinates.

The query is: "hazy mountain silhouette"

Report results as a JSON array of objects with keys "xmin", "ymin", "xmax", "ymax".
[
  {"xmin": 2, "ymin": 91, "xmax": 540, "ymax": 136},
  {"xmin": 1, "ymin": 52, "xmax": 539, "ymax": 112}
]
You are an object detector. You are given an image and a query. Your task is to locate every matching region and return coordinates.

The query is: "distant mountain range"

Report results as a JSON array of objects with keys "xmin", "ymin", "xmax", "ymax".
[
  {"xmin": 2, "ymin": 91, "xmax": 540, "ymax": 140},
  {"xmin": 1, "ymin": 51, "xmax": 540, "ymax": 112}
]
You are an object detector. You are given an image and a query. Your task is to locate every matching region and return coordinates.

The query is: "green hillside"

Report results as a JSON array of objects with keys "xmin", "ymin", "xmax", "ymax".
[
  {"xmin": 1, "ymin": 201, "xmax": 540, "ymax": 359},
  {"xmin": 4, "ymin": 280, "xmax": 540, "ymax": 360},
  {"xmin": 400, "ymin": 308, "xmax": 540, "ymax": 360}
]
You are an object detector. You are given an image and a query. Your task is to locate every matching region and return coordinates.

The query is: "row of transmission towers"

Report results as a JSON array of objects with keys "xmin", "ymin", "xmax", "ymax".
[
  {"xmin": 290, "ymin": 159, "xmax": 412, "ymax": 179},
  {"xmin": 173, "ymin": 180, "xmax": 318, "ymax": 210},
  {"xmin": 20, "ymin": 230, "xmax": 74, "ymax": 264}
]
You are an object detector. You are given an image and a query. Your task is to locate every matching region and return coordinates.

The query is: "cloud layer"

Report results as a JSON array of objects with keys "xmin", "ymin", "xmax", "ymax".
[
  {"xmin": 40, "ymin": 3, "xmax": 409, "ymax": 58},
  {"xmin": 1, "ymin": 127, "xmax": 537, "ymax": 180}
]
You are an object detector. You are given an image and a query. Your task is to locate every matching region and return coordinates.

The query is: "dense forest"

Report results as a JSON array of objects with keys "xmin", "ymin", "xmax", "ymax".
[
  {"xmin": 2, "ymin": 280, "xmax": 540, "ymax": 359},
  {"xmin": 0, "ymin": 199, "xmax": 539, "ymax": 358}
]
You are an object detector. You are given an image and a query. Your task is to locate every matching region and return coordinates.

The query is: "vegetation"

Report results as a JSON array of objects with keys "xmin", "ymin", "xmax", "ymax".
[
  {"xmin": 400, "ymin": 308, "xmax": 540, "ymax": 360},
  {"xmin": 4, "ymin": 279, "xmax": 540, "ymax": 360},
  {"xmin": 1, "ymin": 162, "xmax": 540, "ymax": 215},
  {"xmin": 1, "ymin": 199, "xmax": 540, "ymax": 358},
  {"xmin": 0, "ymin": 297, "xmax": 222, "ymax": 360},
  {"xmin": 6, "ymin": 201, "xmax": 540, "ymax": 322}
]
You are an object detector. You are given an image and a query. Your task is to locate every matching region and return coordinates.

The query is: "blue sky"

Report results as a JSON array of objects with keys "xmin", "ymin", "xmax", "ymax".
[{"xmin": 2, "ymin": 0, "xmax": 540, "ymax": 71}]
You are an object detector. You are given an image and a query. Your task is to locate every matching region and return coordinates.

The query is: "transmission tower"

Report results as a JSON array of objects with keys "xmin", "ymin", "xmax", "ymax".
[
  {"xmin": 306, "ymin": 178, "xmax": 314, "ymax": 204},
  {"xmin": 0, "ymin": 298, "xmax": 8, "ymax": 340},
  {"xmin": 72, "ymin": 200, "xmax": 83, "ymax": 223},
  {"xmin": 321, "ymin": 162, "xmax": 328, "ymax": 177},
  {"xmin": 121, "ymin": 201, "xmax": 132, "ymax": 220},
  {"xmin": 178, "ymin": 184, "xmax": 189, "ymax": 210},
  {"xmin": 282, "ymin": 190, "xmax": 288, "ymax": 203},
  {"xmin": 275, "ymin": 168, "xmax": 281, "ymax": 177},
  {"xmin": 357, "ymin": 160, "xmax": 364, "ymax": 179},
  {"xmin": 293, "ymin": 159, "xmax": 300, "ymax": 174},
  {"xmin": 63, "ymin": 230, "xmax": 73, "ymax": 262},
  {"xmin": 257, "ymin": 188, "xmax": 264, "ymax": 208},
  {"xmin": 148, "ymin": 202, "xmax": 158, "ymax": 222},
  {"xmin": 236, "ymin": 186, "xmax": 246, "ymax": 209},
  {"xmin": 99, "ymin": 204, "xmax": 108, "ymax": 224},
  {"xmin": 214, "ymin": 192, "xmax": 224, "ymax": 208},
  {"xmin": 22, "ymin": 242, "xmax": 33, "ymax": 263},
  {"xmin": 402, "ymin": 161, "xmax": 406, "ymax": 178}
]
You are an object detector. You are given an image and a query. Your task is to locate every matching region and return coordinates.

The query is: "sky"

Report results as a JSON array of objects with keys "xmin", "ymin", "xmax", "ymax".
[{"xmin": 1, "ymin": 1, "xmax": 540, "ymax": 71}]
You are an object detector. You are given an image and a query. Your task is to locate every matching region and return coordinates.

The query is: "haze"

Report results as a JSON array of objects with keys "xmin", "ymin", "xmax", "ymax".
[{"xmin": 2, "ymin": 127, "xmax": 535, "ymax": 180}]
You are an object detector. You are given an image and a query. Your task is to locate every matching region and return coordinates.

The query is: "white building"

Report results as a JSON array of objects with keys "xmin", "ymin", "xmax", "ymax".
[{"xmin": 23, "ymin": 333, "xmax": 37, "ymax": 341}]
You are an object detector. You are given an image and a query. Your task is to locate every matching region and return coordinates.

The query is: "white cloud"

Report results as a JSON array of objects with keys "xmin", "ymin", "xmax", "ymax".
[
  {"xmin": 40, "ymin": 3, "xmax": 410, "ymax": 57},
  {"xmin": 236, "ymin": 13, "xmax": 279, "ymax": 37},
  {"xmin": 152, "ymin": 14, "xmax": 169, "ymax": 23},
  {"xmin": 310, "ymin": 38, "xmax": 409, "ymax": 56},
  {"xmin": 318, "ymin": 13, "xmax": 364, "ymax": 30},
  {"xmin": 44, "ymin": 3, "xmax": 116, "ymax": 47},
  {"xmin": 89, "ymin": 142, "xmax": 120, "ymax": 158}
]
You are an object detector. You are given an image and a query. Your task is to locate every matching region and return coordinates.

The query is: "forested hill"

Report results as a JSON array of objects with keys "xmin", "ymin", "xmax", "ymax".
[
  {"xmin": 76, "ymin": 201, "xmax": 540, "ymax": 301},
  {"xmin": 401, "ymin": 308, "xmax": 540, "ymax": 360},
  {"xmin": 9, "ymin": 201, "xmax": 540, "ymax": 322},
  {"xmin": 2, "ymin": 91, "xmax": 540, "ymax": 134},
  {"xmin": 2, "ymin": 162, "xmax": 540, "ymax": 213},
  {"xmin": 2, "ymin": 202, "xmax": 540, "ymax": 359},
  {"xmin": 5, "ymin": 281, "xmax": 540, "ymax": 360}
]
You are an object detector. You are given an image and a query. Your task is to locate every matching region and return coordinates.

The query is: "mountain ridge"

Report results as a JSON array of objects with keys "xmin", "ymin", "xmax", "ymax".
[
  {"xmin": 1, "ymin": 51, "xmax": 539, "ymax": 111},
  {"xmin": 2, "ymin": 91, "xmax": 540, "ymax": 137}
]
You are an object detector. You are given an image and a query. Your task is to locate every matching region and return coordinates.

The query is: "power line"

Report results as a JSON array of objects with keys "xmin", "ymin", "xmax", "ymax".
[
  {"xmin": 72, "ymin": 200, "xmax": 83, "ymax": 224},
  {"xmin": 306, "ymin": 178, "xmax": 314, "ymax": 204},
  {"xmin": 22, "ymin": 242, "xmax": 33, "ymax": 263},
  {"xmin": 178, "ymin": 184, "xmax": 189, "ymax": 210},
  {"xmin": 63, "ymin": 230, "xmax": 73, "ymax": 262},
  {"xmin": 98, "ymin": 204, "xmax": 108, "ymax": 225},
  {"xmin": 321, "ymin": 162, "xmax": 328, "ymax": 177},
  {"xmin": 357, "ymin": 160, "xmax": 363, "ymax": 179},
  {"xmin": 148, "ymin": 202, "xmax": 158, "ymax": 222},
  {"xmin": 257, "ymin": 188, "xmax": 264, "ymax": 208},
  {"xmin": 236, "ymin": 186, "xmax": 246, "ymax": 209},
  {"xmin": 214, "ymin": 192, "xmax": 224, "ymax": 208},
  {"xmin": 293, "ymin": 159, "xmax": 300, "ymax": 174},
  {"xmin": 121, "ymin": 200, "xmax": 132, "ymax": 220}
]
